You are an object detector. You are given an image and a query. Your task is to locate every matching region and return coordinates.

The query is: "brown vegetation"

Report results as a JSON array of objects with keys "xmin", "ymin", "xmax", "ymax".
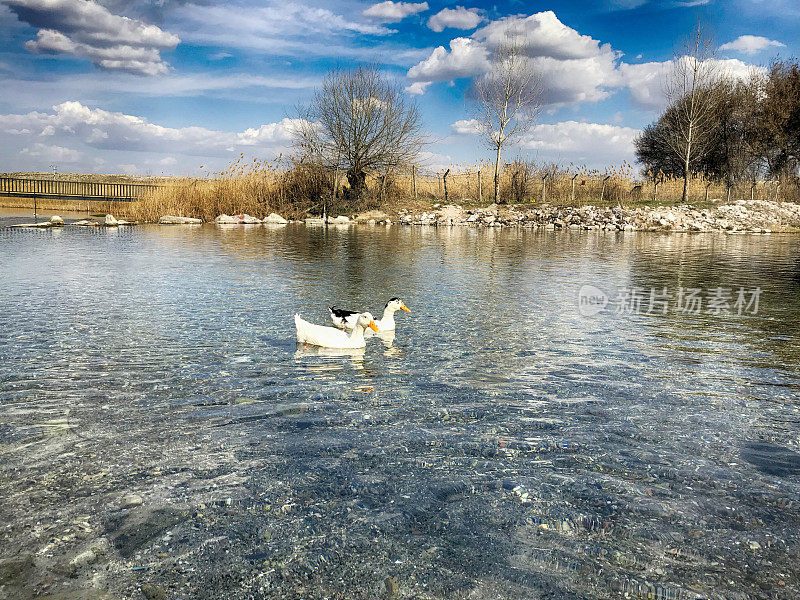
[
  {"xmin": 124, "ymin": 158, "xmax": 799, "ymax": 222},
  {"xmin": 5, "ymin": 156, "xmax": 797, "ymax": 222}
]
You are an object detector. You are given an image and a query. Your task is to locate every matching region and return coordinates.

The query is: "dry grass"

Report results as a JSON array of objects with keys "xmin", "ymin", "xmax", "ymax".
[
  {"xmin": 385, "ymin": 161, "xmax": 797, "ymax": 209},
  {"xmin": 129, "ymin": 156, "xmax": 332, "ymax": 222}
]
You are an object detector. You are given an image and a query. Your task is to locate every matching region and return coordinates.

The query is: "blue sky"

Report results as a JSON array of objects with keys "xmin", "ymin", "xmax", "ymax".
[{"xmin": 0, "ymin": 0, "xmax": 797, "ymax": 175}]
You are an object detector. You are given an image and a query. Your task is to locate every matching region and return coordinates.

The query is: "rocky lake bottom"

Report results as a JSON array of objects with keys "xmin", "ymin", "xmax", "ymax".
[{"xmin": 1, "ymin": 219, "xmax": 799, "ymax": 599}]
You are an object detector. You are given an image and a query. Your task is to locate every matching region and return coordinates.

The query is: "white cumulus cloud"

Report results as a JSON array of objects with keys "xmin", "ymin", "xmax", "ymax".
[
  {"xmin": 473, "ymin": 11, "xmax": 607, "ymax": 60},
  {"xmin": 427, "ymin": 6, "xmax": 483, "ymax": 32},
  {"xmin": 408, "ymin": 12, "xmax": 622, "ymax": 106},
  {"xmin": 0, "ymin": 101, "xmax": 306, "ymax": 172},
  {"xmin": 20, "ymin": 142, "xmax": 82, "ymax": 162},
  {"xmin": 363, "ymin": 1, "xmax": 428, "ymax": 22},
  {"xmin": 4, "ymin": 0, "xmax": 179, "ymax": 75},
  {"xmin": 450, "ymin": 118, "xmax": 641, "ymax": 168},
  {"xmin": 450, "ymin": 118, "xmax": 482, "ymax": 135},
  {"xmin": 521, "ymin": 121, "xmax": 639, "ymax": 155},
  {"xmin": 408, "ymin": 10, "xmax": 764, "ymax": 113},
  {"xmin": 407, "ymin": 37, "xmax": 489, "ymax": 83},
  {"xmin": 620, "ymin": 57, "xmax": 760, "ymax": 110},
  {"xmin": 719, "ymin": 35, "xmax": 785, "ymax": 55}
]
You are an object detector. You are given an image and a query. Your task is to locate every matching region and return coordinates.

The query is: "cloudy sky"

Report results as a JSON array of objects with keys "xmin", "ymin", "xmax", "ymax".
[{"xmin": 0, "ymin": 0, "xmax": 797, "ymax": 175}]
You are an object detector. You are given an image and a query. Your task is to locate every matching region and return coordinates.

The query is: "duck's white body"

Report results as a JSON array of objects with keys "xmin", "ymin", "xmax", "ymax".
[
  {"xmin": 295, "ymin": 313, "xmax": 378, "ymax": 348},
  {"xmin": 330, "ymin": 298, "xmax": 410, "ymax": 332}
]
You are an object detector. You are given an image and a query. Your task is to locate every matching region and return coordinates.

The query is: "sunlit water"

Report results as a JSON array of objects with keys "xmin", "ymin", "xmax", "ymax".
[{"xmin": 1, "ymin": 214, "xmax": 800, "ymax": 599}]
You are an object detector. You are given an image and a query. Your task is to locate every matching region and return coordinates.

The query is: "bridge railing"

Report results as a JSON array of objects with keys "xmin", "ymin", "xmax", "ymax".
[{"xmin": 0, "ymin": 177, "xmax": 163, "ymax": 202}]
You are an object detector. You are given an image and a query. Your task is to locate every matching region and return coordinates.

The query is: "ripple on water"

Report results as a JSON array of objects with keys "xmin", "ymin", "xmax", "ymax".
[{"xmin": 0, "ymin": 224, "xmax": 799, "ymax": 599}]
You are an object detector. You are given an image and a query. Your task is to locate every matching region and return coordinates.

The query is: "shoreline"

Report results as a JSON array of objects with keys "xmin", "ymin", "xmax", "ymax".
[
  {"xmin": 390, "ymin": 199, "xmax": 800, "ymax": 233},
  {"xmin": 4, "ymin": 198, "xmax": 800, "ymax": 233}
]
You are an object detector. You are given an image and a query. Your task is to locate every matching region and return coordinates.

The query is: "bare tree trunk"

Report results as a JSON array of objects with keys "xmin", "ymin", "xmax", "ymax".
[
  {"xmin": 443, "ymin": 169, "xmax": 450, "ymax": 203},
  {"xmin": 682, "ymin": 153, "xmax": 691, "ymax": 203},
  {"xmin": 493, "ymin": 145, "xmax": 501, "ymax": 203},
  {"xmin": 412, "ymin": 165, "xmax": 417, "ymax": 200},
  {"xmin": 601, "ymin": 175, "xmax": 610, "ymax": 203},
  {"xmin": 541, "ymin": 174, "xmax": 547, "ymax": 203},
  {"xmin": 333, "ymin": 152, "xmax": 340, "ymax": 202},
  {"xmin": 571, "ymin": 174, "xmax": 577, "ymax": 204},
  {"xmin": 477, "ymin": 170, "xmax": 482, "ymax": 203}
]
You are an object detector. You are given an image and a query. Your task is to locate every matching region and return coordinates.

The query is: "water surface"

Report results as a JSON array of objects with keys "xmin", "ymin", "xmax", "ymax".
[{"xmin": 1, "ymin": 220, "xmax": 799, "ymax": 599}]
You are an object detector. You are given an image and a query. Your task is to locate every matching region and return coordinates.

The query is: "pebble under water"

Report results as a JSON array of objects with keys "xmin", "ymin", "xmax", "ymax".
[{"xmin": 1, "ymin": 218, "xmax": 800, "ymax": 600}]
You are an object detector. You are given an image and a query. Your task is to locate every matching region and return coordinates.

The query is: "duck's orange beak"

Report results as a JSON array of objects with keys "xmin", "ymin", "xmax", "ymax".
[
  {"xmin": 400, "ymin": 303, "xmax": 411, "ymax": 313},
  {"xmin": 369, "ymin": 320, "xmax": 379, "ymax": 331}
]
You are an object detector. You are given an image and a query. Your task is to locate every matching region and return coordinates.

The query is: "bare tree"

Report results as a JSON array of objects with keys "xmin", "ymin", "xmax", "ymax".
[
  {"xmin": 637, "ymin": 59, "xmax": 800, "ymax": 203},
  {"xmin": 294, "ymin": 66, "xmax": 423, "ymax": 198},
  {"xmin": 748, "ymin": 61, "xmax": 800, "ymax": 181},
  {"xmin": 662, "ymin": 25, "xmax": 721, "ymax": 203},
  {"xmin": 472, "ymin": 38, "xmax": 542, "ymax": 203}
]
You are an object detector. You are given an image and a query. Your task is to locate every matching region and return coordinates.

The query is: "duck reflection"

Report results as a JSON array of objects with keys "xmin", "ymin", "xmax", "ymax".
[{"xmin": 294, "ymin": 342, "xmax": 366, "ymax": 369}]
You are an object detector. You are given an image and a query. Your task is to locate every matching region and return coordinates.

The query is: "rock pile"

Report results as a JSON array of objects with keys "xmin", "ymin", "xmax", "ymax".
[
  {"xmin": 392, "ymin": 200, "xmax": 800, "ymax": 233},
  {"xmin": 213, "ymin": 213, "xmax": 289, "ymax": 225},
  {"xmin": 215, "ymin": 213, "xmax": 262, "ymax": 224}
]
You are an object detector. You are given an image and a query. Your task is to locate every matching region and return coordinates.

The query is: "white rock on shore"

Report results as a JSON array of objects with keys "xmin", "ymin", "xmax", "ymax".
[
  {"xmin": 11, "ymin": 219, "xmax": 63, "ymax": 228},
  {"xmin": 160, "ymin": 215, "xmax": 202, "ymax": 225},
  {"xmin": 215, "ymin": 213, "xmax": 261, "ymax": 224},
  {"xmin": 263, "ymin": 212, "xmax": 288, "ymax": 224}
]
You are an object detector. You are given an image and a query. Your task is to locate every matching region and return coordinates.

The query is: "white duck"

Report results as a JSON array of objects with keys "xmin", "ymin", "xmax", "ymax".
[
  {"xmin": 329, "ymin": 298, "xmax": 411, "ymax": 332},
  {"xmin": 295, "ymin": 312, "xmax": 378, "ymax": 348}
]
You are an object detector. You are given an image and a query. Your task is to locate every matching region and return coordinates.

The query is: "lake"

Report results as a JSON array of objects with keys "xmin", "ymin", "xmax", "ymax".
[{"xmin": 1, "ymin": 213, "xmax": 799, "ymax": 599}]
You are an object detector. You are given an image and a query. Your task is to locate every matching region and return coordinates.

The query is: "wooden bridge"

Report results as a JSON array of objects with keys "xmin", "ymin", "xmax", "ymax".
[{"xmin": 0, "ymin": 176, "xmax": 162, "ymax": 203}]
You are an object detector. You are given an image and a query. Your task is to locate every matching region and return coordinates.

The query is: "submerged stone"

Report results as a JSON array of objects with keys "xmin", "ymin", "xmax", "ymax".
[
  {"xmin": 140, "ymin": 583, "xmax": 167, "ymax": 600},
  {"xmin": 105, "ymin": 507, "xmax": 189, "ymax": 558},
  {"xmin": 0, "ymin": 552, "xmax": 34, "ymax": 584},
  {"xmin": 740, "ymin": 442, "xmax": 800, "ymax": 476},
  {"xmin": 122, "ymin": 493, "xmax": 143, "ymax": 508}
]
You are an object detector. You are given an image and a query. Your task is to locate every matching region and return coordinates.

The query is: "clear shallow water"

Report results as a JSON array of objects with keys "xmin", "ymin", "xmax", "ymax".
[{"xmin": 1, "ymin": 221, "xmax": 800, "ymax": 600}]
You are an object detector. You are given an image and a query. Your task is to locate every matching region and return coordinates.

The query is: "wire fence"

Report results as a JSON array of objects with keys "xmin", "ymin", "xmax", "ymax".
[{"xmin": 376, "ymin": 163, "xmax": 799, "ymax": 206}]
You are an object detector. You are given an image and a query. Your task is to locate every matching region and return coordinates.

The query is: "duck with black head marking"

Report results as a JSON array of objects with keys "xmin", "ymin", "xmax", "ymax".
[
  {"xmin": 329, "ymin": 297, "xmax": 410, "ymax": 332},
  {"xmin": 296, "ymin": 312, "xmax": 379, "ymax": 348}
]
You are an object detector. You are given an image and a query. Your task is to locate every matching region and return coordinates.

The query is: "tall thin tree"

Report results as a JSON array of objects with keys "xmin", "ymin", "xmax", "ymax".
[
  {"xmin": 472, "ymin": 37, "xmax": 542, "ymax": 204},
  {"xmin": 662, "ymin": 25, "xmax": 720, "ymax": 203}
]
